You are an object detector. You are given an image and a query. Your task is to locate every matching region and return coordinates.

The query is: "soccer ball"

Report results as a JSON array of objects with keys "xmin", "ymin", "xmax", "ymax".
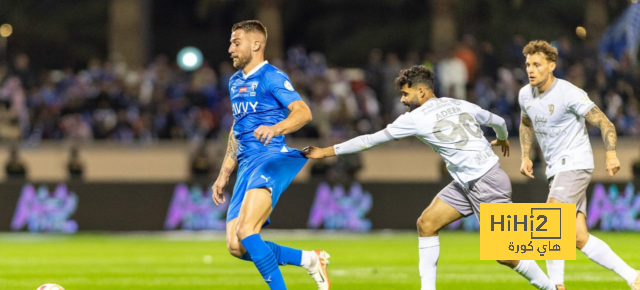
[{"xmin": 37, "ymin": 284, "xmax": 64, "ymax": 290}]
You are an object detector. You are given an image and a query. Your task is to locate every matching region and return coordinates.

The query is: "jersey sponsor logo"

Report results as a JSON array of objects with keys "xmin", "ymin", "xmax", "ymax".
[
  {"xmin": 232, "ymin": 101, "xmax": 259, "ymax": 115},
  {"xmin": 534, "ymin": 116, "xmax": 547, "ymax": 127},
  {"xmin": 284, "ymin": 80, "xmax": 294, "ymax": 91},
  {"xmin": 548, "ymin": 104, "xmax": 554, "ymax": 115},
  {"xmin": 535, "ymin": 127, "xmax": 567, "ymax": 137},
  {"xmin": 239, "ymin": 87, "xmax": 248, "ymax": 93}
]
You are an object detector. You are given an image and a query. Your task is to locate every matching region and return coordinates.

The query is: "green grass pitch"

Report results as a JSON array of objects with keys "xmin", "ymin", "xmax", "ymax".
[{"xmin": 1, "ymin": 231, "xmax": 639, "ymax": 289}]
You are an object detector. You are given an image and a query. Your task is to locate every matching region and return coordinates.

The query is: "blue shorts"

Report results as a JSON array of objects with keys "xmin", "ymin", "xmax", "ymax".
[{"xmin": 226, "ymin": 148, "xmax": 307, "ymax": 226}]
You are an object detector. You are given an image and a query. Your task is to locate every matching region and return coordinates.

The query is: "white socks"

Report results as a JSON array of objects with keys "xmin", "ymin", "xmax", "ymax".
[
  {"xmin": 581, "ymin": 235, "xmax": 638, "ymax": 284},
  {"xmin": 546, "ymin": 260, "xmax": 564, "ymax": 285},
  {"xmin": 300, "ymin": 250, "xmax": 315, "ymax": 271},
  {"xmin": 418, "ymin": 236, "xmax": 440, "ymax": 290},
  {"xmin": 514, "ymin": 260, "xmax": 556, "ymax": 290}
]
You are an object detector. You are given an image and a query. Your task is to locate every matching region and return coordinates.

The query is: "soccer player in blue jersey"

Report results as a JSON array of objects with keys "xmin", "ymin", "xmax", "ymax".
[{"xmin": 211, "ymin": 20, "xmax": 330, "ymax": 290}]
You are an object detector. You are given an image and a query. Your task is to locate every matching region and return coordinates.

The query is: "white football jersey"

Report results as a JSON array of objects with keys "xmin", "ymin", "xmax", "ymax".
[
  {"xmin": 518, "ymin": 78, "xmax": 596, "ymax": 179},
  {"xmin": 385, "ymin": 97, "xmax": 500, "ymax": 188}
]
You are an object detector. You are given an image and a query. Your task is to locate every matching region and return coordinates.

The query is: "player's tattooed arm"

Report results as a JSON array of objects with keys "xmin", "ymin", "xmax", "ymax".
[
  {"xmin": 226, "ymin": 128, "xmax": 239, "ymax": 162},
  {"xmin": 584, "ymin": 106, "xmax": 620, "ymax": 176},
  {"xmin": 213, "ymin": 124, "xmax": 238, "ymax": 205},
  {"xmin": 519, "ymin": 114, "xmax": 536, "ymax": 178},
  {"xmin": 519, "ymin": 115, "xmax": 535, "ymax": 159},
  {"xmin": 584, "ymin": 106, "xmax": 616, "ymax": 151},
  {"xmin": 220, "ymin": 123, "xmax": 239, "ymax": 178}
]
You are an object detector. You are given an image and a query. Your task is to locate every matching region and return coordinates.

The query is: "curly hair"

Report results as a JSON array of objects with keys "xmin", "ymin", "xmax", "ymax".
[
  {"xmin": 232, "ymin": 20, "xmax": 268, "ymax": 42},
  {"xmin": 394, "ymin": 65, "xmax": 435, "ymax": 91},
  {"xmin": 522, "ymin": 40, "xmax": 558, "ymax": 63}
]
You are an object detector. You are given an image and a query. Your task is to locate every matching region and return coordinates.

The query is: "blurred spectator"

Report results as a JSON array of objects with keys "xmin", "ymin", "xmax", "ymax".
[
  {"xmin": 437, "ymin": 49, "xmax": 468, "ymax": 100},
  {"xmin": 10, "ymin": 53, "xmax": 36, "ymax": 90},
  {"xmin": 5, "ymin": 146, "xmax": 26, "ymax": 180},
  {"xmin": 365, "ymin": 49, "xmax": 385, "ymax": 112},
  {"xmin": 190, "ymin": 143, "xmax": 213, "ymax": 183},
  {"xmin": 454, "ymin": 34, "xmax": 478, "ymax": 83},
  {"xmin": 382, "ymin": 52, "xmax": 402, "ymax": 121},
  {"xmin": 479, "ymin": 42, "xmax": 499, "ymax": 80},
  {"xmin": 633, "ymin": 149, "xmax": 640, "ymax": 180},
  {"xmin": 67, "ymin": 147, "xmax": 84, "ymax": 181}
]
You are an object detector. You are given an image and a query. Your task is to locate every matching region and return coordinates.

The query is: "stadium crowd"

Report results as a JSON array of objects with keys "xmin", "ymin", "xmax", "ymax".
[{"xmin": 0, "ymin": 34, "xmax": 639, "ymax": 144}]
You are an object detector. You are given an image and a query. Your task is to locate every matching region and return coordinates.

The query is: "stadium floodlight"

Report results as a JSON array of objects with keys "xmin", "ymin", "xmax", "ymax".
[
  {"xmin": 0, "ymin": 24, "xmax": 13, "ymax": 38},
  {"xmin": 177, "ymin": 46, "xmax": 203, "ymax": 71}
]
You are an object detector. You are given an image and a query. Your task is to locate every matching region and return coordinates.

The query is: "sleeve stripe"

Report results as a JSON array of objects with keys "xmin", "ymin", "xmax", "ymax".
[{"xmin": 383, "ymin": 129, "xmax": 398, "ymax": 141}]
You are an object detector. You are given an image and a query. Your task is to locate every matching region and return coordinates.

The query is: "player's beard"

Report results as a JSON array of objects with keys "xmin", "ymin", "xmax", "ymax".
[
  {"xmin": 403, "ymin": 95, "xmax": 421, "ymax": 112},
  {"xmin": 232, "ymin": 54, "xmax": 252, "ymax": 70}
]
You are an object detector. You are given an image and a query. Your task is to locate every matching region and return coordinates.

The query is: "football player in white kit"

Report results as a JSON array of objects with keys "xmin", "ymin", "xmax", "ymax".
[
  {"xmin": 518, "ymin": 40, "xmax": 640, "ymax": 290},
  {"xmin": 304, "ymin": 65, "xmax": 562, "ymax": 290}
]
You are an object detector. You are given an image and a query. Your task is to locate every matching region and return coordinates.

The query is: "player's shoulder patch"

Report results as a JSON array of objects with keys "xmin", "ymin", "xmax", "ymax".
[{"xmin": 284, "ymin": 80, "xmax": 295, "ymax": 91}]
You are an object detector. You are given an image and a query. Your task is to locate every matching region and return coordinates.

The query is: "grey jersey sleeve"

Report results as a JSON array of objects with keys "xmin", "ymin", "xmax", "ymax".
[
  {"xmin": 333, "ymin": 129, "xmax": 394, "ymax": 155},
  {"xmin": 334, "ymin": 113, "xmax": 417, "ymax": 155},
  {"xmin": 466, "ymin": 101, "xmax": 509, "ymax": 140}
]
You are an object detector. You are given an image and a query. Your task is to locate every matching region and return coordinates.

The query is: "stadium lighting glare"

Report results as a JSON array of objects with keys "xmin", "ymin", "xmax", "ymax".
[
  {"xmin": 177, "ymin": 46, "xmax": 203, "ymax": 71},
  {"xmin": 0, "ymin": 24, "xmax": 13, "ymax": 38}
]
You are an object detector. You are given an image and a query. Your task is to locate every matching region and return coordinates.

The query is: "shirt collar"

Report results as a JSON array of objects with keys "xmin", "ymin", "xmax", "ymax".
[
  {"xmin": 532, "ymin": 78, "xmax": 558, "ymax": 99},
  {"xmin": 242, "ymin": 61, "xmax": 269, "ymax": 79}
]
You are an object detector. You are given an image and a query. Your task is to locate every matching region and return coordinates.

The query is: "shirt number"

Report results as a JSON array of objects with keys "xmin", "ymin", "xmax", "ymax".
[{"xmin": 433, "ymin": 113, "xmax": 483, "ymax": 148}]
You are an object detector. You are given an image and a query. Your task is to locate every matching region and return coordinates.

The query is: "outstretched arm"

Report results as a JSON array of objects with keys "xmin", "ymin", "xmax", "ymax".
[
  {"xmin": 254, "ymin": 100, "xmax": 312, "ymax": 146},
  {"xmin": 584, "ymin": 106, "xmax": 620, "ymax": 176},
  {"xmin": 303, "ymin": 129, "xmax": 396, "ymax": 159}
]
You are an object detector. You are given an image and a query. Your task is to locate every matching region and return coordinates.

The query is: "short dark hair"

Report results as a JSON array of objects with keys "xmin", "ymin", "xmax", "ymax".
[
  {"xmin": 232, "ymin": 20, "xmax": 268, "ymax": 42},
  {"xmin": 394, "ymin": 65, "xmax": 435, "ymax": 91},
  {"xmin": 522, "ymin": 40, "xmax": 558, "ymax": 63}
]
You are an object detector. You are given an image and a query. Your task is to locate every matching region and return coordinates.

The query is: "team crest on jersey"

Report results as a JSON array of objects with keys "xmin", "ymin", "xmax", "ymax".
[
  {"xmin": 251, "ymin": 81, "xmax": 259, "ymax": 91},
  {"xmin": 548, "ymin": 104, "xmax": 554, "ymax": 115},
  {"xmin": 284, "ymin": 81, "xmax": 294, "ymax": 91}
]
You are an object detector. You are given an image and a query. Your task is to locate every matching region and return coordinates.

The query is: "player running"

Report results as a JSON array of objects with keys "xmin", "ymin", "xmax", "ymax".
[
  {"xmin": 518, "ymin": 40, "xmax": 640, "ymax": 290},
  {"xmin": 304, "ymin": 65, "xmax": 561, "ymax": 290},
  {"xmin": 212, "ymin": 20, "xmax": 330, "ymax": 290}
]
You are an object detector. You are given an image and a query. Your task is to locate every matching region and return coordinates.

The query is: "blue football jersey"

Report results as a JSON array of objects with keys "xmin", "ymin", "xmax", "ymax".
[{"xmin": 228, "ymin": 61, "xmax": 303, "ymax": 160}]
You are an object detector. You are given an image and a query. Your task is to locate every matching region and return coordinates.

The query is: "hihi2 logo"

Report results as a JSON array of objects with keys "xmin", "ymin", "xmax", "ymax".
[{"xmin": 480, "ymin": 203, "xmax": 576, "ymax": 260}]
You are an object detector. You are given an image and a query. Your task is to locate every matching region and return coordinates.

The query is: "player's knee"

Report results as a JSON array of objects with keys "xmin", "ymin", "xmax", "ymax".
[
  {"xmin": 227, "ymin": 242, "xmax": 244, "ymax": 258},
  {"xmin": 235, "ymin": 222, "xmax": 258, "ymax": 240},
  {"xmin": 576, "ymin": 231, "xmax": 590, "ymax": 249},
  {"xmin": 416, "ymin": 216, "xmax": 437, "ymax": 236}
]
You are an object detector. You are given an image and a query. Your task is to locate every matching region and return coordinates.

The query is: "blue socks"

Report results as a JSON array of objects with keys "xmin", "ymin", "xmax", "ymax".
[
  {"xmin": 239, "ymin": 241, "xmax": 303, "ymax": 266},
  {"xmin": 240, "ymin": 234, "xmax": 287, "ymax": 290}
]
